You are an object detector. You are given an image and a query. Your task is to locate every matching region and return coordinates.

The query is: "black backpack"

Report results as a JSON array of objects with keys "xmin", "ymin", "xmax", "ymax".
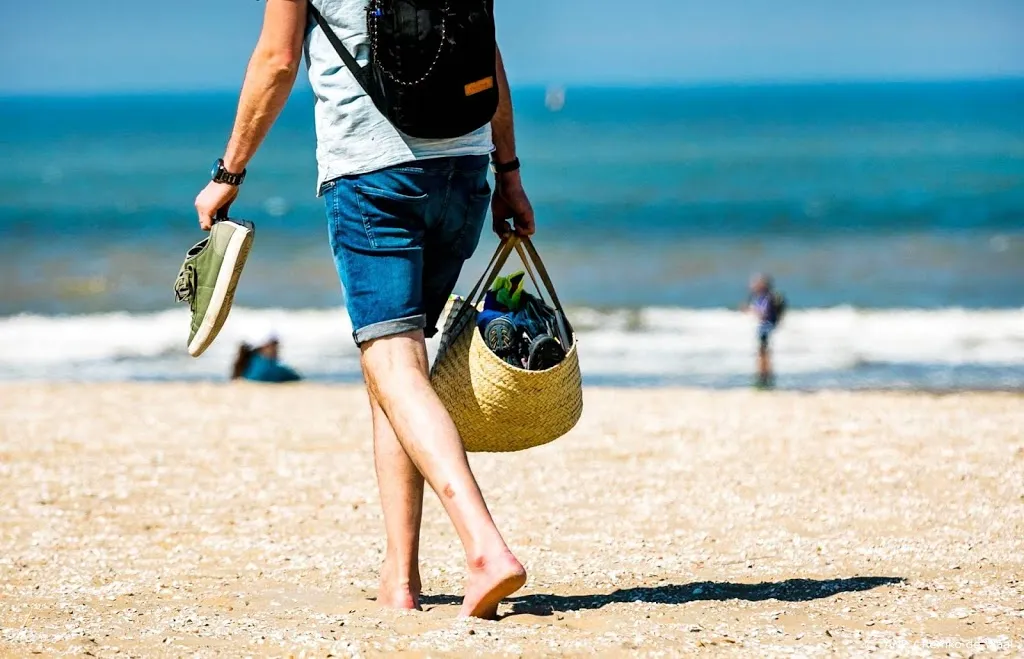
[
  {"xmin": 309, "ymin": 0, "xmax": 499, "ymax": 140},
  {"xmin": 771, "ymin": 292, "xmax": 787, "ymax": 323}
]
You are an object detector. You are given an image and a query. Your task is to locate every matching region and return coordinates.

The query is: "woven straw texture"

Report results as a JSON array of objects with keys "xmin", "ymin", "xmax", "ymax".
[{"xmin": 429, "ymin": 238, "xmax": 583, "ymax": 453}]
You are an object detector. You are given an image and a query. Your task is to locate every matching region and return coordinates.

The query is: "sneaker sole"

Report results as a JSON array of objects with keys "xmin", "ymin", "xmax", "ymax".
[
  {"xmin": 484, "ymin": 317, "xmax": 517, "ymax": 355},
  {"xmin": 188, "ymin": 225, "xmax": 254, "ymax": 358},
  {"xmin": 527, "ymin": 335, "xmax": 567, "ymax": 371}
]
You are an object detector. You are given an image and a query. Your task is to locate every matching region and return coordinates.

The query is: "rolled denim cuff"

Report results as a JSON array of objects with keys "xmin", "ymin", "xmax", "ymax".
[{"xmin": 352, "ymin": 314, "xmax": 426, "ymax": 345}]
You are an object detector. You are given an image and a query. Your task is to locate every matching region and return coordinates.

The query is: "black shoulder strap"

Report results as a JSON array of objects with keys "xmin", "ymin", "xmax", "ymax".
[{"xmin": 308, "ymin": 1, "xmax": 369, "ymax": 93}]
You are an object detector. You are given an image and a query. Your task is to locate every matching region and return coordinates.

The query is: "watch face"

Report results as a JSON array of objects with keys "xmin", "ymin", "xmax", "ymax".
[{"xmin": 211, "ymin": 159, "xmax": 223, "ymax": 180}]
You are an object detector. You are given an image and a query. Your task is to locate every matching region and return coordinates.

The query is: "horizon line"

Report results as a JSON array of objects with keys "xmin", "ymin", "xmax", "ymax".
[{"xmin": 2, "ymin": 74, "xmax": 1023, "ymax": 100}]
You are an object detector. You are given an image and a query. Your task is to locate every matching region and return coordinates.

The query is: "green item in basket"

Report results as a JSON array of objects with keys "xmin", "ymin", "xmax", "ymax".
[{"xmin": 490, "ymin": 270, "xmax": 526, "ymax": 311}]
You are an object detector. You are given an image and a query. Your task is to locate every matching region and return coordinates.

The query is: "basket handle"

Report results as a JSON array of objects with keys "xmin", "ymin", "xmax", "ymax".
[
  {"xmin": 513, "ymin": 237, "xmax": 573, "ymax": 347},
  {"xmin": 513, "ymin": 237, "xmax": 565, "ymax": 314},
  {"xmin": 449, "ymin": 236, "xmax": 571, "ymax": 346},
  {"xmin": 444, "ymin": 236, "xmax": 519, "ymax": 336},
  {"xmin": 465, "ymin": 237, "xmax": 564, "ymax": 312},
  {"xmin": 465, "ymin": 236, "xmax": 519, "ymax": 307}
]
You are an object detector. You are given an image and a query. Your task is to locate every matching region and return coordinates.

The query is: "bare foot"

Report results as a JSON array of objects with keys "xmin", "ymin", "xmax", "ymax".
[
  {"xmin": 378, "ymin": 585, "xmax": 420, "ymax": 610},
  {"xmin": 378, "ymin": 559, "xmax": 421, "ymax": 611},
  {"xmin": 459, "ymin": 550, "xmax": 527, "ymax": 619}
]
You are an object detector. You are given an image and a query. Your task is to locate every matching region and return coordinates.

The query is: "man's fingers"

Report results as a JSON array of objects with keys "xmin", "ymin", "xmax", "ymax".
[
  {"xmin": 195, "ymin": 183, "xmax": 239, "ymax": 231},
  {"xmin": 196, "ymin": 201, "xmax": 215, "ymax": 231},
  {"xmin": 492, "ymin": 189, "xmax": 535, "ymax": 237},
  {"xmin": 491, "ymin": 198, "xmax": 513, "ymax": 237},
  {"xmin": 514, "ymin": 209, "xmax": 536, "ymax": 236},
  {"xmin": 493, "ymin": 218, "xmax": 513, "ymax": 238}
]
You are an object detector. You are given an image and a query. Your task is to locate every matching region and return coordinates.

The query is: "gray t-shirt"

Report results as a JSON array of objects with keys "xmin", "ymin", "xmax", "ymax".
[{"xmin": 304, "ymin": 0, "xmax": 493, "ymax": 193}]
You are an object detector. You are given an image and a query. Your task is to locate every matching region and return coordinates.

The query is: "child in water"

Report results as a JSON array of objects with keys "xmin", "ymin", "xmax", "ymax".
[{"xmin": 743, "ymin": 274, "xmax": 786, "ymax": 388}]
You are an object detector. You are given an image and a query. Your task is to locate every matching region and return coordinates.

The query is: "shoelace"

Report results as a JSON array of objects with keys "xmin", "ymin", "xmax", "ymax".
[{"xmin": 174, "ymin": 263, "xmax": 197, "ymax": 312}]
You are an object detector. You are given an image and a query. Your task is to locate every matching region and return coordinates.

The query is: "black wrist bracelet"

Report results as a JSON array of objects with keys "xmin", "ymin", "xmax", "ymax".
[{"xmin": 490, "ymin": 157, "xmax": 521, "ymax": 174}]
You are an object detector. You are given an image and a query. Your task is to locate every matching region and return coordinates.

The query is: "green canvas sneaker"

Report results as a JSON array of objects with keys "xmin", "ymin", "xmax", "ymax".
[{"xmin": 174, "ymin": 219, "xmax": 255, "ymax": 357}]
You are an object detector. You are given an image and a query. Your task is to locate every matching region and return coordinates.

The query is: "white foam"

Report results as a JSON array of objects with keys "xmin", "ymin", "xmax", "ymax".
[
  {"xmin": 574, "ymin": 306, "xmax": 1024, "ymax": 382},
  {"xmin": 1, "ymin": 306, "xmax": 1022, "ymax": 386},
  {"xmin": 0, "ymin": 308, "xmax": 358, "ymax": 381}
]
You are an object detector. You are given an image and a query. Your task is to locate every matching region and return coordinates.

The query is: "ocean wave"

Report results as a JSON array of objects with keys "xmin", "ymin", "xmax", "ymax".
[{"xmin": 1, "ymin": 306, "xmax": 1022, "ymax": 388}]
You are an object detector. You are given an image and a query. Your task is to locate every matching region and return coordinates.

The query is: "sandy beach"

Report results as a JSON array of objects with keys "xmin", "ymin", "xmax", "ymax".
[{"xmin": 1, "ymin": 383, "xmax": 1022, "ymax": 657}]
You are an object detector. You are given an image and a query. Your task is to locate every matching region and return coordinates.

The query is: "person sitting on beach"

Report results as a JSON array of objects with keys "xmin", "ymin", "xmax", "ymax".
[
  {"xmin": 231, "ymin": 332, "xmax": 301, "ymax": 383},
  {"xmin": 193, "ymin": 0, "xmax": 533, "ymax": 617},
  {"xmin": 742, "ymin": 274, "xmax": 786, "ymax": 388}
]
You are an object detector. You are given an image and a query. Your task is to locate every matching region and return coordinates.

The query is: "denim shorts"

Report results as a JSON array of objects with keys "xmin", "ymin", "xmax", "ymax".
[
  {"xmin": 758, "ymin": 321, "xmax": 775, "ymax": 350},
  {"xmin": 322, "ymin": 155, "xmax": 491, "ymax": 345}
]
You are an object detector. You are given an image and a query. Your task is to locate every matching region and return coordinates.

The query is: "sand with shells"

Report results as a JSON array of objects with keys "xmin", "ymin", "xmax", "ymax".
[{"xmin": 1, "ymin": 383, "xmax": 1022, "ymax": 657}]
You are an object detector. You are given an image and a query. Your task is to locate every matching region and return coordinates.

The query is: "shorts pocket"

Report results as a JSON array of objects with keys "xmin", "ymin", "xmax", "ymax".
[
  {"xmin": 354, "ymin": 184, "xmax": 430, "ymax": 250},
  {"xmin": 319, "ymin": 178, "xmax": 339, "ymax": 196},
  {"xmin": 453, "ymin": 184, "xmax": 492, "ymax": 258}
]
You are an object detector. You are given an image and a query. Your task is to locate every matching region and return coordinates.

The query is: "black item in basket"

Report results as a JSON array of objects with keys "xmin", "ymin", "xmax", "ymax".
[
  {"xmin": 483, "ymin": 316, "xmax": 523, "ymax": 367},
  {"xmin": 527, "ymin": 334, "xmax": 567, "ymax": 371}
]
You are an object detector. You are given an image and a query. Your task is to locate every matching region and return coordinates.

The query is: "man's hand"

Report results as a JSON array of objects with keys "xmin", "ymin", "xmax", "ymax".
[
  {"xmin": 491, "ymin": 172, "xmax": 535, "ymax": 238},
  {"xmin": 195, "ymin": 182, "xmax": 240, "ymax": 231}
]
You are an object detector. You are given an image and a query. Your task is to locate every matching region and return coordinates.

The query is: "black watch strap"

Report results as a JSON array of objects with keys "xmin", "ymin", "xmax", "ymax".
[
  {"xmin": 490, "ymin": 157, "xmax": 521, "ymax": 174},
  {"xmin": 212, "ymin": 159, "xmax": 246, "ymax": 186}
]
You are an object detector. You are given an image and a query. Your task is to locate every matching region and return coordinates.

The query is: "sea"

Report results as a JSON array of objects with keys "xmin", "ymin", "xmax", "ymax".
[{"xmin": 1, "ymin": 81, "xmax": 1022, "ymax": 389}]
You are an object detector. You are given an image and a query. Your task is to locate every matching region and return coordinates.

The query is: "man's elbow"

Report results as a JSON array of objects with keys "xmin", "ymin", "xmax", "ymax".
[{"xmin": 253, "ymin": 45, "xmax": 302, "ymax": 78}]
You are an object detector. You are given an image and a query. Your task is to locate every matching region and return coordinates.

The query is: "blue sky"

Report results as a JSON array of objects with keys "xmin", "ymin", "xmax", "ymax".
[{"xmin": 1, "ymin": 0, "xmax": 1022, "ymax": 93}]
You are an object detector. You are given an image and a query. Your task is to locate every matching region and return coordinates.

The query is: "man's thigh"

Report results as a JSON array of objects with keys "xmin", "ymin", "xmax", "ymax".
[{"xmin": 324, "ymin": 166, "xmax": 433, "ymax": 345}]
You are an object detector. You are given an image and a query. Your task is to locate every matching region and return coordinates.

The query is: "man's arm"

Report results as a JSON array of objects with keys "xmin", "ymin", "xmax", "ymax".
[
  {"xmin": 194, "ymin": 0, "xmax": 307, "ymax": 230},
  {"xmin": 490, "ymin": 45, "xmax": 536, "ymax": 238},
  {"xmin": 490, "ymin": 47, "xmax": 517, "ymax": 167}
]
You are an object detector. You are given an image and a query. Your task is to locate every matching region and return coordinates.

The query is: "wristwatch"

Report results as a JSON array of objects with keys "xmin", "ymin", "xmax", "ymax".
[
  {"xmin": 211, "ymin": 158, "xmax": 246, "ymax": 186},
  {"xmin": 490, "ymin": 157, "xmax": 521, "ymax": 175}
]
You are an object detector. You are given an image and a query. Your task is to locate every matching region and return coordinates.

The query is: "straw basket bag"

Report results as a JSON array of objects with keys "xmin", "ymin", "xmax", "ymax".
[{"xmin": 430, "ymin": 236, "xmax": 583, "ymax": 453}]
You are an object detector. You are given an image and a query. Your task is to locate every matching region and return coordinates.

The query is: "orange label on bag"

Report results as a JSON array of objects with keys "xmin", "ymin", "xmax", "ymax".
[{"xmin": 464, "ymin": 76, "xmax": 495, "ymax": 96}]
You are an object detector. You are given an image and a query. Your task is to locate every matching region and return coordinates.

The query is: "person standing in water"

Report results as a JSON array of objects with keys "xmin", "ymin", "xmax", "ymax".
[{"xmin": 743, "ymin": 274, "xmax": 786, "ymax": 388}]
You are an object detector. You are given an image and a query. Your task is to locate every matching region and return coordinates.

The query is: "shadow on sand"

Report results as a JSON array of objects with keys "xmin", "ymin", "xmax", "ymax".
[{"xmin": 421, "ymin": 576, "xmax": 904, "ymax": 617}]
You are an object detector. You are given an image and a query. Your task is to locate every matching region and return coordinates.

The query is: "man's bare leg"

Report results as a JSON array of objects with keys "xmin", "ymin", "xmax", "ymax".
[
  {"xmin": 368, "ymin": 386, "xmax": 424, "ymax": 610},
  {"xmin": 361, "ymin": 330, "xmax": 526, "ymax": 618}
]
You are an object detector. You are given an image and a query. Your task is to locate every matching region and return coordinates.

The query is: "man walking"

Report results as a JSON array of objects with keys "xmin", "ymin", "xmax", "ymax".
[{"xmin": 193, "ymin": 0, "xmax": 534, "ymax": 618}]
